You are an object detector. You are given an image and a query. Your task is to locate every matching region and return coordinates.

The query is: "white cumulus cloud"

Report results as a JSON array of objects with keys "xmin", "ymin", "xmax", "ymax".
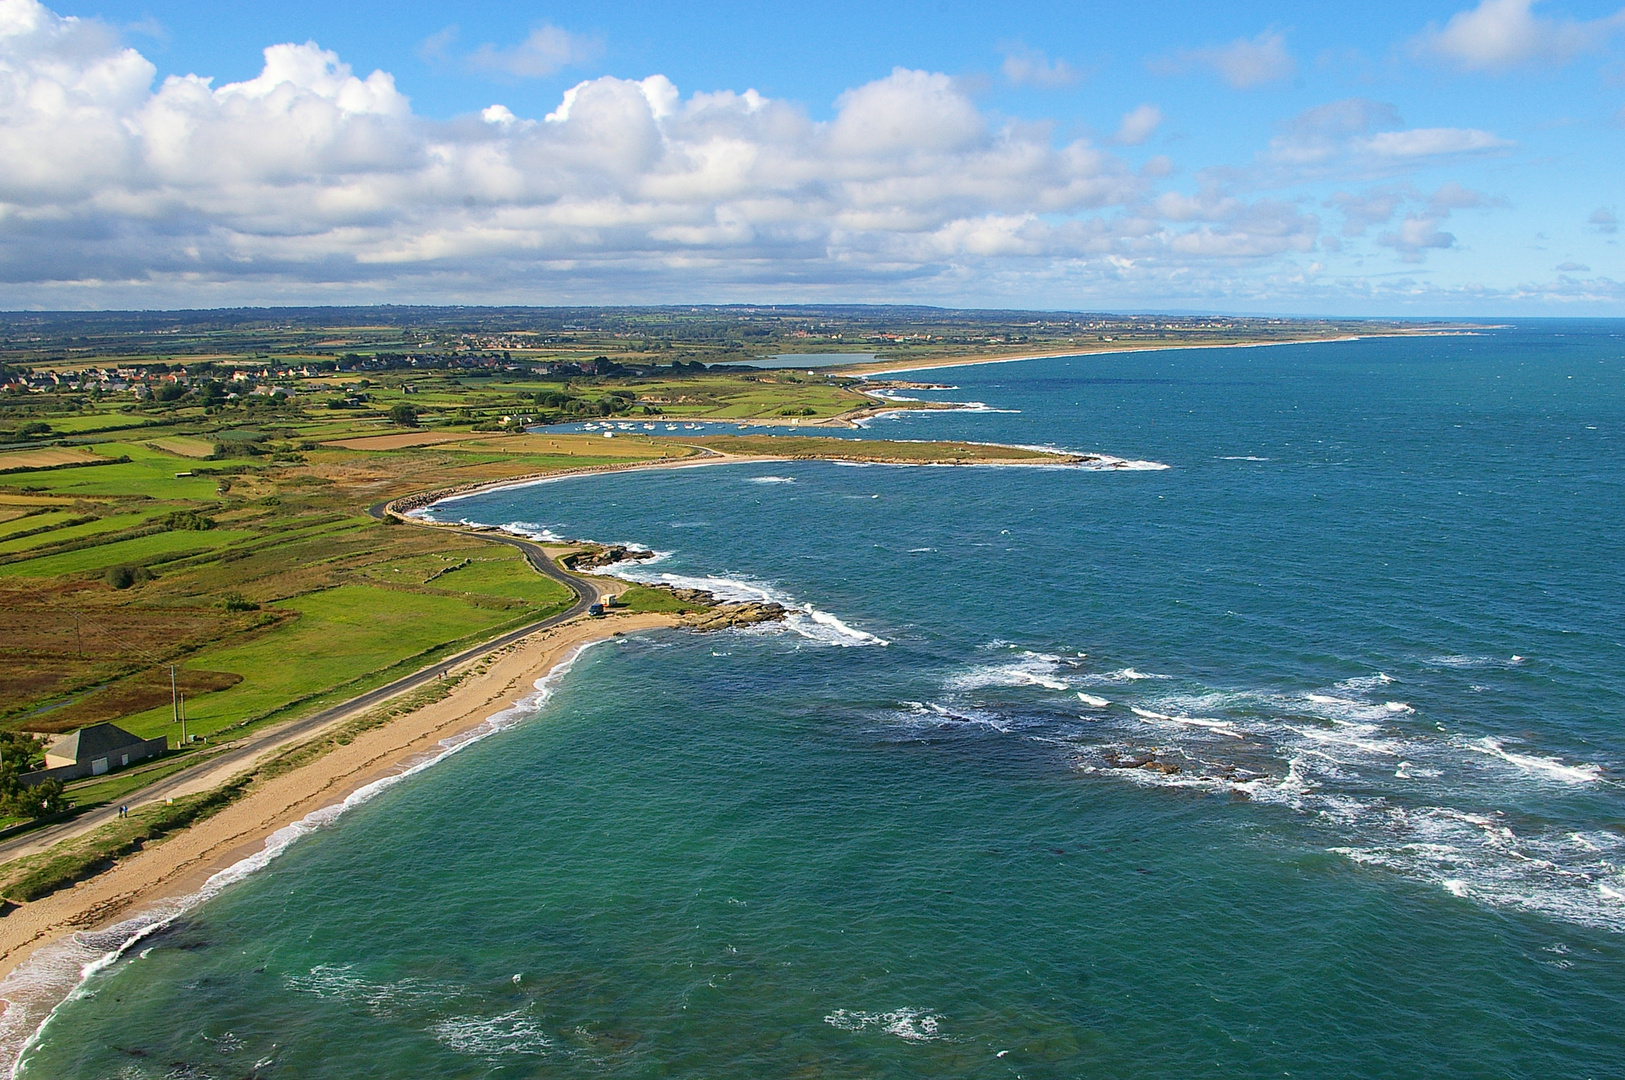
[
  {"xmin": 1262, "ymin": 98, "xmax": 1511, "ymax": 179},
  {"xmin": 0, "ymin": 0, "xmax": 1528, "ymax": 307},
  {"xmin": 1413, "ymin": 0, "xmax": 1625, "ymax": 72}
]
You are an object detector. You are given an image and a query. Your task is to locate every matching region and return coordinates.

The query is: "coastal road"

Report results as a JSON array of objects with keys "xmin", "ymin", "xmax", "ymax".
[{"xmin": 0, "ymin": 518, "xmax": 606, "ymax": 864}]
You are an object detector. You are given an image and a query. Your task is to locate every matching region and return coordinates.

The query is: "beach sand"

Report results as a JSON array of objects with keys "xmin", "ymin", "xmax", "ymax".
[{"xmin": 0, "ymin": 610, "xmax": 678, "ymax": 1069}]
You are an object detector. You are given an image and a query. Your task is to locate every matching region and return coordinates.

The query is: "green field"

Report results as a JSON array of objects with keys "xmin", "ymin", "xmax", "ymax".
[
  {"xmin": 5, "ymin": 443, "xmax": 229, "ymax": 500},
  {"xmin": 114, "ymin": 583, "xmax": 566, "ymax": 740},
  {"xmin": 0, "ymin": 511, "xmax": 158, "ymax": 556},
  {"xmin": 36, "ymin": 412, "xmax": 157, "ymax": 435},
  {"xmin": 0, "ymin": 510, "xmax": 81, "ymax": 540},
  {"xmin": 0, "ymin": 526, "xmax": 255, "ymax": 578},
  {"xmin": 615, "ymin": 372, "xmax": 866, "ymax": 418},
  {"xmin": 358, "ymin": 543, "xmax": 578, "ymax": 606},
  {"xmin": 617, "ymin": 585, "xmax": 695, "ymax": 613}
]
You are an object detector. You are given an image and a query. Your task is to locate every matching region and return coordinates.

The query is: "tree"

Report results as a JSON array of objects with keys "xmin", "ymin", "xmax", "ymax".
[
  {"xmin": 390, "ymin": 402, "xmax": 419, "ymax": 426},
  {"xmin": 0, "ymin": 737, "xmax": 66, "ymax": 819}
]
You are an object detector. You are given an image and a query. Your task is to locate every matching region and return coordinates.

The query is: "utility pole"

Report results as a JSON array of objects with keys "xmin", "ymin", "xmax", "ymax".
[
  {"xmin": 179, "ymin": 693, "xmax": 187, "ymax": 746},
  {"xmin": 170, "ymin": 665, "xmax": 179, "ymax": 748}
]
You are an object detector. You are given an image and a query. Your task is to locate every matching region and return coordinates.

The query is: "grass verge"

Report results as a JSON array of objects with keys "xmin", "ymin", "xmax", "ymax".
[{"xmin": 0, "ymin": 778, "xmax": 251, "ymax": 902}]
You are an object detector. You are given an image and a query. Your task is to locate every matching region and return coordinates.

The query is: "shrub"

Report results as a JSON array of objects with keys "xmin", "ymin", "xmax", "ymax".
[
  {"xmin": 164, "ymin": 509, "xmax": 216, "ymax": 531},
  {"xmin": 104, "ymin": 564, "xmax": 151, "ymax": 589},
  {"xmin": 219, "ymin": 591, "xmax": 259, "ymax": 612}
]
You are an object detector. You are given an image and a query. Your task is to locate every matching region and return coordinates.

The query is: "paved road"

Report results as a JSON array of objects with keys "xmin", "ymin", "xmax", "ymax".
[{"xmin": 0, "ymin": 516, "xmax": 604, "ymax": 864}]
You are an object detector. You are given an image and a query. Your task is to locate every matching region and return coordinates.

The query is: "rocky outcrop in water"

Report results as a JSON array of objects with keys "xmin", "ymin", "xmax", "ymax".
[
  {"xmin": 638, "ymin": 583, "xmax": 787, "ymax": 632},
  {"xmin": 1102, "ymin": 749, "xmax": 1182, "ymax": 774},
  {"xmin": 563, "ymin": 545, "xmax": 656, "ymax": 571},
  {"xmin": 678, "ymin": 601, "xmax": 787, "ymax": 632}
]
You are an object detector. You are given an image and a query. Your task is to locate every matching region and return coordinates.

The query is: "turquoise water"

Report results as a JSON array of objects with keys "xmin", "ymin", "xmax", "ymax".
[{"xmin": 18, "ymin": 324, "xmax": 1625, "ymax": 1077}]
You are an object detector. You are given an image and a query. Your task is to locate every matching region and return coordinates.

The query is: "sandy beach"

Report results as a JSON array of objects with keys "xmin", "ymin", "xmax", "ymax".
[
  {"xmin": 0, "ymin": 609, "xmax": 679, "ymax": 1071},
  {"xmin": 839, "ymin": 332, "xmax": 1392, "ymax": 378}
]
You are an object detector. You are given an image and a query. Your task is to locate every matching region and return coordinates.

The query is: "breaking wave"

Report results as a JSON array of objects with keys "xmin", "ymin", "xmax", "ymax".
[
  {"xmin": 886, "ymin": 652, "xmax": 1622, "ymax": 933},
  {"xmin": 602, "ymin": 565, "xmax": 888, "ymax": 648},
  {"xmin": 824, "ymin": 1008, "xmax": 945, "ymax": 1042},
  {"xmin": 501, "ymin": 520, "xmax": 565, "ymax": 543}
]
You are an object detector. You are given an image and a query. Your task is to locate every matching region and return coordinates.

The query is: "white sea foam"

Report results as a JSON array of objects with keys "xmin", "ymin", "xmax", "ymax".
[
  {"xmin": 1395, "ymin": 761, "xmax": 1443, "ymax": 780},
  {"xmin": 1286, "ymin": 722, "xmax": 1403, "ymax": 759},
  {"xmin": 285, "ymin": 964, "xmax": 453, "ymax": 1018},
  {"xmin": 284, "ymin": 965, "xmax": 553, "ymax": 1056},
  {"xmin": 1077, "ymin": 693, "xmax": 1110, "ymax": 708},
  {"xmin": 1219, "ymin": 456, "xmax": 1271, "ymax": 461},
  {"xmin": 1080, "ymin": 667, "xmax": 1171, "ymax": 684},
  {"xmin": 1130, "ymin": 707, "xmax": 1244, "ymax": 738},
  {"xmin": 1328, "ymin": 807, "xmax": 1625, "ymax": 931},
  {"xmin": 1083, "ymin": 457, "xmax": 1171, "ymax": 471},
  {"xmin": 1470, "ymin": 738, "xmax": 1604, "ymax": 784},
  {"xmin": 501, "ymin": 520, "xmax": 565, "ymax": 543},
  {"xmin": 1427, "ymin": 654, "xmax": 1517, "ymax": 669},
  {"xmin": 824, "ymin": 1008, "xmax": 944, "ymax": 1042},
  {"xmin": 1333, "ymin": 673, "xmax": 1394, "ymax": 693},
  {"xmin": 1080, "ymin": 697, "xmax": 1624, "ymax": 932},
  {"xmin": 0, "ymin": 643, "xmax": 602, "ymax": 1078},
  {"xmin": 747, "ymin": 476, "xmax": 796, "ymax": 484},
  {"xmin": 897, "ymin": 700, "xmax": 1014, "ymax": 734},
  {"xmin": 1035, "ymin": 661, "xmax": 1620, "ymax": 933},
  {"xmin": 604, "ymin": 565, "xmax": 888, "ymax": 647},
  {"xmin": 1300, "ymin": 693, "xmax": 1412, "ymax": 725},
  {"xmin": 952, "ymin": 402, "xmax": 1022, "ymax": 414},
  {"xmin": 792, "ymin": 605, "xmax": 890, "ymax": 647},
  {"xmin": 947, "ymin": 652, "xmax": 1070, "ymax": 692},
  {"xmin": 431, "ymin": 1010, "xmax": 553, "ymax": 1057}
]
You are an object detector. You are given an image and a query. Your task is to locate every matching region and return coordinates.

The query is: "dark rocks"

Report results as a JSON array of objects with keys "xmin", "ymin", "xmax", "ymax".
[
  {"xmin": 1101, "ymin": 749, "xmax": 1182, "ymax": 774},
  {"xmin": 678, "ymin": 601, "xmax": 787, "ymax": 632},
  {"xmin": 562, "ymin": 545, "xmax": 656, "ymax": 571},
  {"xmin": 631, "ymin": 583, "xmax": 789, "ymax": 632}
]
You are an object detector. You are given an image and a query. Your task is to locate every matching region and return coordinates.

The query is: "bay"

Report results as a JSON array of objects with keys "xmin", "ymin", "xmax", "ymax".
[{"xmin": 21, "ymin": 323, "xmax": 1625, "ymax": 1078}]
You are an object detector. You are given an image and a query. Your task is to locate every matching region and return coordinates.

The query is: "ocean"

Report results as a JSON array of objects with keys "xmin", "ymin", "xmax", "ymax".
[{"xmin": 17, "ymin": 323, "xmax": 1625, "ymax": 1077}]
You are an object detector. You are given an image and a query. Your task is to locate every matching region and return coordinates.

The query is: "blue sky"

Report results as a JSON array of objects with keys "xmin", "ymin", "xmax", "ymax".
[{"xmin": 5, "ymin": 0, "xmax": 1623, "ymax": 313}]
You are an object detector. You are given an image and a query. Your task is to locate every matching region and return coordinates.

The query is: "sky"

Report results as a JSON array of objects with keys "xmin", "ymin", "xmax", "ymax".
[{"xmin": 2, "ymin": 0, "xmax": 1622, "ymax": 314}]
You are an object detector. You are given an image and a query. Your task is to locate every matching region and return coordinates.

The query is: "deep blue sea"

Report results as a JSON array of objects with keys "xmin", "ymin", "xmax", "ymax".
[{"xmin": 17, "ymin": 323, "xmax": 1625, "ymax": 1078}]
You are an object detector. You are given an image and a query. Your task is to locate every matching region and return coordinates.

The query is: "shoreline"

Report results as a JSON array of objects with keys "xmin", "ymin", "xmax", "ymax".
[
  {"xmin": 0, "ymin": 412, "xmax": 1174, "ymax": 1069},
  {"xmin": 837, "ymin": 327, "xmax": 1477, "ymax": 379},
  {"xmin": 0, "ymin": 610, "xmax": 679, "ymax": 1076}
]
